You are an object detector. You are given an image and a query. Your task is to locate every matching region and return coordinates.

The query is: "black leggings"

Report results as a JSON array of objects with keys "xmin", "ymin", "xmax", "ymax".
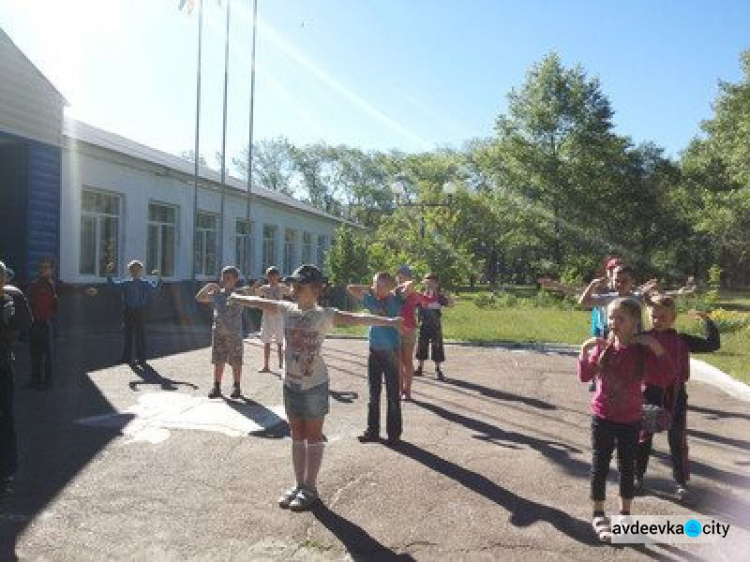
[{"xmin": 591, "ymin": 416, "xmax": 639, "ymax": 501}]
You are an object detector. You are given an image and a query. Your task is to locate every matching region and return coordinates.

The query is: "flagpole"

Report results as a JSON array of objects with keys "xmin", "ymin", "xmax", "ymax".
[
  {"xmin": 244, "ymin": 0, "xmax": 258, "ymax": 281},
  {"xmin": 219, "ymin": 0, "xmax": 231, "ymax": 271},
  {"xmin": 191, "ymin": 0, "xmax": 204, "ymax": 283}
]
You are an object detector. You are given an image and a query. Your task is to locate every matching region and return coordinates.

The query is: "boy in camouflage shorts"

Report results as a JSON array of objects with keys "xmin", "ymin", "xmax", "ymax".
[{"xmin": 196, "ymin": 266, "xmax": 251, "ymax": 398}]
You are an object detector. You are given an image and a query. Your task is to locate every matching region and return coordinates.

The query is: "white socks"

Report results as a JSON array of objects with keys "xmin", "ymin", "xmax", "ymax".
[
  {"xmin": 305, "ymin": 441, "xmax": 325, "ymax": 492},
  {"xmin": 292, "ymin": 440, "xmax": 306, "ymax": 486}
]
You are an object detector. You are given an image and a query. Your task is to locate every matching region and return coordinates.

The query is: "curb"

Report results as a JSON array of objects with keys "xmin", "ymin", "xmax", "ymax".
[{"xmin": 690, "ymin": 358, "xmax": 750, "ymax": 402}]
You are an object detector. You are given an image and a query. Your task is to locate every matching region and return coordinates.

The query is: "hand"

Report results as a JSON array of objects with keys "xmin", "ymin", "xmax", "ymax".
[
  {"xmin": 688, "ymin": 309, "xmax": 710, "ymax": 321},
  {"xmin": 206, "ymin": 282, "xmax": 220, "ymax": 294},
  {"xmin": 580, "ymin": 337, "xmax": 604, "ymax": 356},
  {"xmin": 591, "ymin": 277, "xmax": 607, "ymax": 289},
  {"xmin": 642, "ymin": 278, "xmax": 660, "ymax": 292}
]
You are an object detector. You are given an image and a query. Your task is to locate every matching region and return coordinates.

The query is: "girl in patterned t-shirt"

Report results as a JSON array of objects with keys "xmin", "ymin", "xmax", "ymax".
[{"xmin": 230, "ymin": 264, "xmax": 402, "ymax": 511}]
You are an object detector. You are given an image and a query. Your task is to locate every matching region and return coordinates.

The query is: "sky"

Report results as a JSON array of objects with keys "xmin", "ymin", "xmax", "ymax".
[{"xmin": 1, "ymin": 0, "xmax": 748, "ymax": 168}]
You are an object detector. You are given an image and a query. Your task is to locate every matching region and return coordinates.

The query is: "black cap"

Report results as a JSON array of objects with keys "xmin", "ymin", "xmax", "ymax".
[{"xmin": 284, "ymin": 264, "xmax": 327, "ymax": 285}]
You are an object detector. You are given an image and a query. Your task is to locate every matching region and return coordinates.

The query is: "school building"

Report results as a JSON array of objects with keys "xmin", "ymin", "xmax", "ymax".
[{"xmin": 0, "ymin": 28, "xmax": 345, "ymax": 323}]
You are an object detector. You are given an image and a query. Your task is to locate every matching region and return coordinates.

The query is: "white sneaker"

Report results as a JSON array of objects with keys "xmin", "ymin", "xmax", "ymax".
[
  {"xmin": 289, "ymin": 487, "xmax": 319, "ymax": 512},
  {"xmin": 278, "ymin": 485, "xmax": 301, "ymax": 509}
]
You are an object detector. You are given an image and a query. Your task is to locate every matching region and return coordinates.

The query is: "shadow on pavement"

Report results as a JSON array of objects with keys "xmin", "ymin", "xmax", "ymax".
[
  {"xmin": 311, "ymin": 502, "xmax": 415, "ymax": 560},
  {"xmin": 391, "ymin": 440, "xmax": 597, "ymax": 546},
  {"xmin": 128, "ymin": 363, "xmax": 199, "ymax": 392},
  {"xmin": 689, "ymin": 404, "xmax": 750, "ymax": 422},
  {"xmin": 445, "ymin": 378, "xmax": 558, "ymax": 410},
  {"xmin": 1, "ymin": 325, "xmax": 212, "ymax": 560},
  {"xmin": 688, "ymin": 428, "xmax": 750, "ymax": 451},
  {"xmin": 223, "ymin": 396, "xmax": 290, "ymax": 439},
  {"xmin": 411, "ymin": 398, "xmax": 589, "ymax": 478},
  {"xmin": 330, "ymin": 389, "xmax": 359, "ymax": 404}
]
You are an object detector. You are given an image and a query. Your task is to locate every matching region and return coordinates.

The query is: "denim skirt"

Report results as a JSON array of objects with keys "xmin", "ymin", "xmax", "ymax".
[{"xmin": 284, "ymin": 381, "xmax": 329, "ymax": 420}]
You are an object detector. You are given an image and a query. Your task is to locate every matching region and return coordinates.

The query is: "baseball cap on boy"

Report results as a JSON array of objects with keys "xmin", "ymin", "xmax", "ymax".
[
  {"xmin": 397, "ymin": 265, "xmax": 414, "ymax": 278},
  {"xmin": 284, "ymin": 264, "xmax": 327, "ymax": 285}
]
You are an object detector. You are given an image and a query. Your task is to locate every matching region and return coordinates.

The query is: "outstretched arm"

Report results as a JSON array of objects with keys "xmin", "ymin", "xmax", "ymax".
[
  {"xmin": 578, "ymin": 277, "xmax": 607, "ymax": 308},
  {"xmin": 346, "ymin": 284, "xmax": 371, "ymax": 302},
  {"xmin": 334, "ymin": 310, "xmax": 403, "ymax": 331},
  {"xmin": 228, "ymin": 294, "xmax": 283, "ymax": 314}
]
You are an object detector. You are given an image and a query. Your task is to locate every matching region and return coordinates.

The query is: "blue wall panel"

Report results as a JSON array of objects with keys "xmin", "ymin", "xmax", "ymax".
[
  {"xmin": 0, "ymin": 142, "xmax": 29, "ymax": 281},
  {"xmin": 26, "ymin": 142, "xmax": 61, "ymax": 278}
]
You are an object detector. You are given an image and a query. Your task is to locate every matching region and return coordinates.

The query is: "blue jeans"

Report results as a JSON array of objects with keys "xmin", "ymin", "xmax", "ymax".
[{"xmin": 367, "ymin": 348, "xmax": 402, "ymax": 439}]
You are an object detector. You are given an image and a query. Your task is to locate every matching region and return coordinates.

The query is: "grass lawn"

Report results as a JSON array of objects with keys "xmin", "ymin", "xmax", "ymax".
[{"xmin": 332, "ymin": 289, "xmax": 750, "ymax": 385}]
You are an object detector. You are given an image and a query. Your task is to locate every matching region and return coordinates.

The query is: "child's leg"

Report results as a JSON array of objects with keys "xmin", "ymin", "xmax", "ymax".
[
  {"xmin": 616, "ymin": 422, "xmax": 639, "ymax": 513},
  {"xmin": 415, "ymin": 329, "xmax": 428, "ymax": 374},
  {"xmin": 214, "ymin": 363, "xmax": 225, "ymax": 384},
  {"xmin": 366, "ymin": 351, "xmax": 383, "ymax": 436},
  {"xmin": 134, "ymin": 311, "xmax": 146, "ymax": 363},
  {"xmin": 591, "ymin": 417, "xmax": 616, "ymax": 508},
  {"xmin": 289, "ymin": 417, "xmax": 307, "ymax": 487},
  {"xmin": 262, "ymin": 343, "xmax": 271, "ymax": 370},
  {"xmin": 302, "ymin": 417, "xmax": 325, "ymax": 492},
  {"xmin": 122, "ymin": 310, "xmax": 134, "ymax": 362},
  {"xmin": 668, "ymin": 384, "xmax": 689, "ymax": 486},
  {"xmin": 382, "ymin": 350, "xmax": 402, "ymax": 440},
  {"xmin": 231, "ymin": 363, "xmax": 242, "ymax": 385}
]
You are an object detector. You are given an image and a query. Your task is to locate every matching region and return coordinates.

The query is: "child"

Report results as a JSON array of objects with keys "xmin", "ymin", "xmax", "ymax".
[
  {"xmin": 415, "ymin": 272, "xmax": 452, "ymax": 380},
  {"xmin": 1, "ymin": 261, "xmax": 33, "ymax": 498},
  {"xmin": 256, "ymin": 266, "xmax": 292, "ymax": 373},
  {"xmin": 348, "ymin": 272, "xmax": 404, "ymax": 444},
  {"xmin": 107, "ymin": 261, "xmax": 162, "ymax": 365},
  {"xmin": 636, "ymin": 295, "xmax": 720, "ymax": 499},
  {"xmin": 196, "ymin": 266, "xmax": 252, "ymax": 399},
  {"xmin": 26, "ymin": 257, "xmax": 59, "ymax": 390},
  {"xmin": 578, "ymin": 298, "xmax": 669, "ymax": 542},
  {"xmin": 394, "ymin": 265, "xmax": 421, "ymax": 400},
  {"xmin": 230, "ymin": 264, "xmax": 402, "ymax": 511}
]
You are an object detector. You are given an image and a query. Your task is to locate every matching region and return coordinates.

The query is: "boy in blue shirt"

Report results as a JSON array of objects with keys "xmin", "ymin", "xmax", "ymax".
[
  {"xmin": 348, "ymin": 272, "xmax": 403, "ymax": 445},
  {"xmin": 107, "ymin": 260, "xmax": 162, "ymax": 365}
]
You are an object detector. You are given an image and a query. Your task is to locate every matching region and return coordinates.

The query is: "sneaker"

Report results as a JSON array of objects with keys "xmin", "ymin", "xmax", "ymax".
[
  {"xmin": 675, "ymin": 484, "xmax": 690, "ymax": 501},
  {"xmin": 230, "ymin": 386, "xmax": 242, "ymax": 399},
  {"xmin": 278, "ymin": 485, "xmax": 301, "ymax": 509},
  {"xmin": 634, "ymin": 477, "xmax": 645, "ymax": 496},
  {"xmin": 357, "ymin": 431, "xmax": 380, "ymax": 444},
  {"xmin": 289, "ymin": 487, "xmax": 319, "ymax": 512},
  {"xmin": 208, "ymin": 385, "xmax": 222, "ymax": 399},
  {"xmin": 258, "ymin": 367, "xmax": 271, "ymax": 373},
  {"xmin": 436, "ymin": 369, "xmax": 445, "ymax": 381}
]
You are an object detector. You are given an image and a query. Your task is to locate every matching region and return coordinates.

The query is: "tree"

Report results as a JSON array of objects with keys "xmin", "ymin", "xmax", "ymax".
[
  {"xmin": 489, "ymin": 52, "xmax": 622, "ymax": 270},
  {"xmin": 231, "ymin": 137, "xmax": 297, "ymax": 196}
]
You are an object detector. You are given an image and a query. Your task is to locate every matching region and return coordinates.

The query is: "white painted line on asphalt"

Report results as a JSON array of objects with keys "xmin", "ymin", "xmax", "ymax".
[{"xmin": 75, "ymin": 393, "xmax": 287, "ymax": 444}]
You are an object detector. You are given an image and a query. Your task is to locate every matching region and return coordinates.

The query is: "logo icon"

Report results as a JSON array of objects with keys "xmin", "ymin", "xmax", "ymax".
[{"xmin": 685, "ymin": 519, "xmax": 702, "ymax": 538}]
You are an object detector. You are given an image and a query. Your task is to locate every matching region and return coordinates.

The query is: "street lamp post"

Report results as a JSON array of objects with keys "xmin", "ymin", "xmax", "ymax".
[{"xmin": 390, "ymin": 180, "xmax": 457, "ymax": 239}]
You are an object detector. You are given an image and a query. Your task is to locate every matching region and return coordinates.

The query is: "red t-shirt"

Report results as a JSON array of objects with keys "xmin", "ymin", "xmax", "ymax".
[
  {"xmin": 27, "ymin": 277, "xmax": 58, "ymax": 323},
  {"xmin": 399, "ymin": 292, "xmax": 424, "ymax": 331}
]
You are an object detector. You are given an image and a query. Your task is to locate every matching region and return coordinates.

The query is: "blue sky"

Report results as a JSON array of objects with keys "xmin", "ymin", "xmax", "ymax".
[{"xmin": 1, "ymin": 0, "xmax": 748, "ymax": 166}]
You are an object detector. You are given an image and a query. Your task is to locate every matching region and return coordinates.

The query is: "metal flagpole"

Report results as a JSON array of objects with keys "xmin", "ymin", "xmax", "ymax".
[
  {"xmin": 244, "ymin": 0, "xmax": 258, "ymax": 282},
  {"xmin": 219, "ymin": 0, "xmax": 231, "ymax": 270},
  {"xmin": 191, "ymin": 0, "xmax": 204, "ymax": 283}
]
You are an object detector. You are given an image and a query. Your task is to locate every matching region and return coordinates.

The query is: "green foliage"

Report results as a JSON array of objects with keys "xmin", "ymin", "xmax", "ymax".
[{"xmin": 325, "ymin": 226, "xmax": 370, "ymax": 285}]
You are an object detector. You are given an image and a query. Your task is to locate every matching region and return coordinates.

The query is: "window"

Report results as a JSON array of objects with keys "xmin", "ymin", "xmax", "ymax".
[
  {"xmin": 301, "ymin": 231, "xmax": 313, "ymax": 264},
  {"xmin": 80, "ymin": 190, "xmax": 120, "ymax": 277},
  {"xmin": 235, "ymin": 219, "xmax": 253, "ymax": 276},
  {"xmin": 194, "ymin": 212, "xmax": 218, "ymax": 277},
  {"xmin": 262, "ymin": 224, "xmax": 277, "ymax": 271},
  {"xmin": 147, "ymin": 203, "xmax": 177, "ymax": 277},
  {"xmin": 284, "ymin": 228, "xmax": 297, "ymax": 274},
  {"xmin": 317, "ymin": 234, "xmax": 327, "ymax": 268}
]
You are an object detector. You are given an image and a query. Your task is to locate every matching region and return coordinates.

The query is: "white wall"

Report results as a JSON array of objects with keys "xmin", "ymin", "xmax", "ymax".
[
  {"xmin": 60, "ymin": 141, "xmax": 339, "ymax": 283},
  {"xmin": 0, "ymin": 29, "xmax": 64, "ymax": 147}
]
